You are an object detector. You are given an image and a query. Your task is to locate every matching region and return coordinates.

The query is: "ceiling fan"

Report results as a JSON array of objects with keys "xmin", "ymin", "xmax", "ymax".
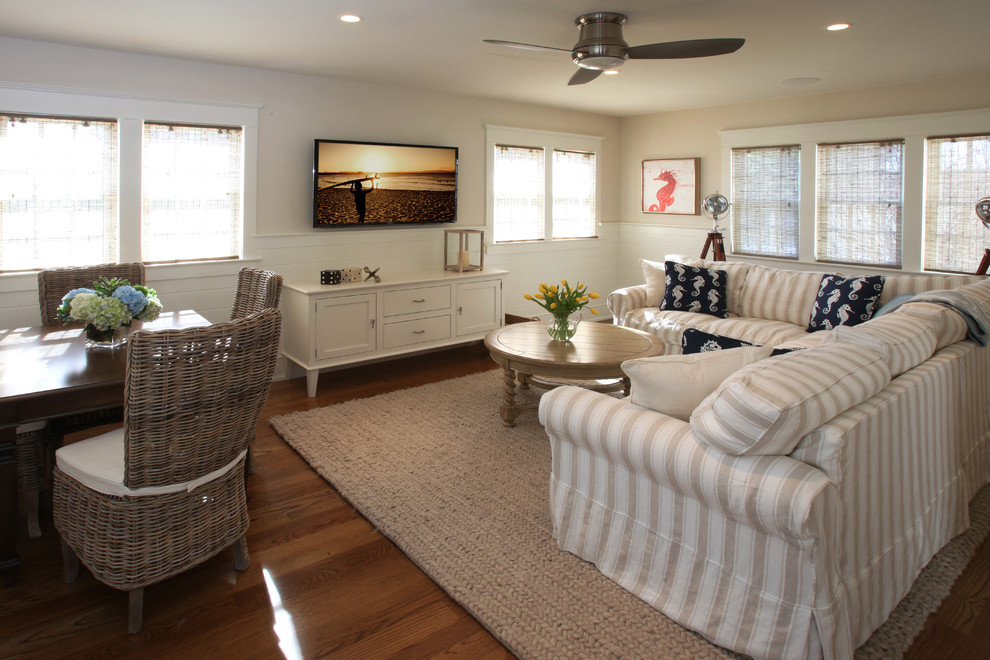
[{"xmin": 484, "ymin": 12, "xmax": 745, "ymax": 86}]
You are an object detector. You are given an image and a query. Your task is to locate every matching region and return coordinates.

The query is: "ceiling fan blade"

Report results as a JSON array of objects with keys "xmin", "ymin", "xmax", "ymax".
[
  {"xmin": 627, "ymin": 38, "xmax": 745, "ymax": 60},
  {"xmin": 483, "ymin": 39, "xmax": 571, "ymax": 54},
  {"xmin": 568, "ymin": 68, "xmax": 604, "ymax": 86}
]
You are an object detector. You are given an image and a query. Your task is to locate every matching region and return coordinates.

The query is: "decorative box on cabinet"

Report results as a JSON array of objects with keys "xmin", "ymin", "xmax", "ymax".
[{"xmin": 282, "ymin": 269, "xmax": 507, "ymax": 397}]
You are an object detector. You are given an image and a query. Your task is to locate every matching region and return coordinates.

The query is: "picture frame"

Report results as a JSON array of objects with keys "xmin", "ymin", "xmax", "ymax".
[{"xmin": 642, "ymin": 157, "xmax": 700, "ymax": 215}]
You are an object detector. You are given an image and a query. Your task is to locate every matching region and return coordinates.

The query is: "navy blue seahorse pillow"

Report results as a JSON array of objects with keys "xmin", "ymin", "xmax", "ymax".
[
  {"xmin": 807, "ymin": 274, "xmax": 885, "ymax": 332},
  {"xmin": 660, "ymin": 261, "xmax": 728, "ymax": 318}
]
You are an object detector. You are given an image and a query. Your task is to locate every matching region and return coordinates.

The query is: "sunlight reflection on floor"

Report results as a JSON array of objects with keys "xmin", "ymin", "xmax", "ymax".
[{"xmin": 263, "ymin": 568, "xmax": 303, "ymax": 660}]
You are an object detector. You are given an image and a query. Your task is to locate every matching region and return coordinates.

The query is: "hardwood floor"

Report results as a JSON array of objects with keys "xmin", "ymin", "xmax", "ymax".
[{"xmin": 1, "ymin": 341, "xmax": 988, "ymax": 659}]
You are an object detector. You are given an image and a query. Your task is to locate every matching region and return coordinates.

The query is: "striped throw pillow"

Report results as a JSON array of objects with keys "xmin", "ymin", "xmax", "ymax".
[
  {"xmin": 690, "ymin": 342, "xmax": 891, "ymax": 455},
  {"xmin": 828, "ymin": 312, "xmax": 937, "ymax": 377}
]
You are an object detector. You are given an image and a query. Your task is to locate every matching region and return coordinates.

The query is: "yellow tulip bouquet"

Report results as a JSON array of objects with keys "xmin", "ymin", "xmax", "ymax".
[{"xmin": 525, "ymin": 280, "xmax": 600, "ymax": 341}]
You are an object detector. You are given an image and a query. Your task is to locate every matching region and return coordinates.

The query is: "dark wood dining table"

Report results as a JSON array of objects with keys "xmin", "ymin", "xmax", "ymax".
[{"xmin": 0, "ymin": 310, "xmax": 210, "ymax": 585}]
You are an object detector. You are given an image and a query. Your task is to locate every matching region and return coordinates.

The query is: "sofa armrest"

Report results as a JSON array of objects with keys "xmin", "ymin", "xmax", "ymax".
[
  {"xmin": 607, "ymin": 284, "xmax": 649, "ymax": 325},
  {"xmin": 539, "ymin": 386, "xmax": 833, "ymax": 541}
]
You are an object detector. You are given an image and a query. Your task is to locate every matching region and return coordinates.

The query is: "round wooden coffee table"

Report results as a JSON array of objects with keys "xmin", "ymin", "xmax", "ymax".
[{"xmin": 484, "ymin": 321, "xmax": 665, "ymax": 427}]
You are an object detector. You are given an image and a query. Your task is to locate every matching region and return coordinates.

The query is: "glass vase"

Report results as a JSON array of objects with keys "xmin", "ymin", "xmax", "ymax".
[
  {"xmin": 546, "ymin": 311, "xmax": 581, "ymax": 342},
  {"xmin": 84, "ymin": 323, "xmax": 126, "ymax": 349}
]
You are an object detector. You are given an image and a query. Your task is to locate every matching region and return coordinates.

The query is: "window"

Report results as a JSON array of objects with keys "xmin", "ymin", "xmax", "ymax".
[
  {"xmin": 730, "ymin": 145, "xmax": 800, "ymax": 259},
  {"xmin": 816, "ymin": 140, "xmax": 904, "ymax": 267},
  {"xmin": 142, "ymin": 123, "xmax": 243, "ymax": 263},
  {"xmin": 488, "ymin": 126, "xmax": 600, "ymax": 244},
  {"xmin": 0, "ymin": 114, "xmax": 118, "ymax": 272},
  {"xmin": 493, "ymin": 145, "xmax": 544, "ymax": 243},
  {"xmin": 551, "ymin": 149, "xmax": 597, "ymax": 239},
  {"xmin": 924, "ymin": 134, "xmax": 990, "ymax": 273}
]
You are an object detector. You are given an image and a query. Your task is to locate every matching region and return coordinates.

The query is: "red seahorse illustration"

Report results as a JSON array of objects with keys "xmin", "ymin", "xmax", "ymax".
[{"xmin": 648, "ymin": 170, "xmax": 677, "ymax": 212}]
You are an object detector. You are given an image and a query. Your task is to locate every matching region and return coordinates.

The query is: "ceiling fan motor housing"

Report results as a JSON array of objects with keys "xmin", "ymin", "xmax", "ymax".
[{"xmin": 572, "ymin": 12, "xmax": 629, "ymax": 70}]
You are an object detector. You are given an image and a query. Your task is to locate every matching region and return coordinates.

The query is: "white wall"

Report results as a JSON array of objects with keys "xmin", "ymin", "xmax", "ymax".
[{"xmin": 0, "ymin": 36, "xmax": 623, "ymax": 333}]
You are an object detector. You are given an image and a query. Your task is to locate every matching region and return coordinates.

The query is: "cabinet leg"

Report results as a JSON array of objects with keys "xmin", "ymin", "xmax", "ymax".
[{"xmin": 306, "ymin": 370, "xmax": 319, "ymax": 398}]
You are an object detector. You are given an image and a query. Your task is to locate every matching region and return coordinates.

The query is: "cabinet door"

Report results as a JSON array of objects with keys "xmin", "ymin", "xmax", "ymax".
[
  {"xmin": 314, "ymin": 293, "xmax": 377, "ymax": 361},
  {"xmin": 456, "ymin": 280, "xmax": 502, "ymax": 336}
]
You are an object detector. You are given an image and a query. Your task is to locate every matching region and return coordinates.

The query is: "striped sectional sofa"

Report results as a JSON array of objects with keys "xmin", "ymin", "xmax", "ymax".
[{"xmin": 539, "ymin": 256, "xmax": 990, "ymax": 659}]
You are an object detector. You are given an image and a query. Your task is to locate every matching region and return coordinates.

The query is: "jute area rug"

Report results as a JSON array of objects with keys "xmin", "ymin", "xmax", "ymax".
[{"xmin": 269, "ymin": 369, "xmax": 990, "ymax": 659}]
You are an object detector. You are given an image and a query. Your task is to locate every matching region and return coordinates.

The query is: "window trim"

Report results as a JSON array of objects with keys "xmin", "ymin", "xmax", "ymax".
[
  {"xmin": 0, "ymin": 81, "xmax": 260, "ymax": 267},
  {"xmin": 720, "ymin": 108, "xmax": 990, "ymax": 273},
  {"xmin": 486, "ymin": 125, "xmax": 602, "ymax": 245},
  {"xmin": 729, "ymin": 144, "xmax": 801, "ymax": 260},
  {"xmin": 814, "ymin": 138, "xmax": 905, "ymax": 268},
  {"xmin": 923, "ymin": 132, "xmax": 990, "ymax": 274}
]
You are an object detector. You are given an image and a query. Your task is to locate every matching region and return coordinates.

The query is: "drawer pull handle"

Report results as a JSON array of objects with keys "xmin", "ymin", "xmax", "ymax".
[
  {"xmin": 412, "ymin": 298, "xmax": 426, "ymax": 303},
  {"xmin": 413, "ymin": 329, "xmax": 426, "ymax": 334}
]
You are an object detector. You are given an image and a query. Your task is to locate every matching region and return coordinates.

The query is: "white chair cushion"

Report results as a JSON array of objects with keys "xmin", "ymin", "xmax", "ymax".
[
  {"xmin": 690, "ymin": 342, "xmax": 891, "ymax": 455},
  {"xmin": 56, "ymin": 427, "xmax": 246, "ymax": 497},
  {"xmin": 622, "ymin": 345, "xmax": 773, "ymax": 421}
]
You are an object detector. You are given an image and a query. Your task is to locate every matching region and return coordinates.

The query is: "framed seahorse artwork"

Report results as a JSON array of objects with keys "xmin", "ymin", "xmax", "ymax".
[{"xmin": 642, "ymin": 157, "xmax": 700, "ymax": 215}]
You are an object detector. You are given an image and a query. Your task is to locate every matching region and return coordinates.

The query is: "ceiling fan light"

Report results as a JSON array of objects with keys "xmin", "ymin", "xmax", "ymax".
[
  {"xmin": 574, "ymin": 54, "xmax": 626, "ymax": 70},
  {"xmin": 603, "ymin": 69, "xmax": 620, "ymax": 76}
]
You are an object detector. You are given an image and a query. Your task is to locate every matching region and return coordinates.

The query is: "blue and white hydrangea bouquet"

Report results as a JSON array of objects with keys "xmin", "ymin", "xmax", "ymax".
[{"xmin": 57, "ymin": 276, "xmax": 163, "ymax": 344}]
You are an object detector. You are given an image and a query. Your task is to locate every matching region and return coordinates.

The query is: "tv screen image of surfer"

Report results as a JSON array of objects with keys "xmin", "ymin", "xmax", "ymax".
[{"xmin": 313, "ymin": 139, "xmax": 457, "ymax": 227}]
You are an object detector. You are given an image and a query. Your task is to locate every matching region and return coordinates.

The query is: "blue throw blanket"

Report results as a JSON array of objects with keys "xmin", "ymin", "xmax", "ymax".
[{"xmin": 876, "ymin": 289, "xmax": 990, "ymax": 346}]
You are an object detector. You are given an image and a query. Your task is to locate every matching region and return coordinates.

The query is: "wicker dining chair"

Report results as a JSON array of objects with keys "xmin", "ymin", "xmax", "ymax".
[
  {"xmin": 14, "ymin": 263, "xmax": 147, "ymax": 539},
  {"xmin": 230, "ymin": 266, "xmax": 283, "ymax": 474},
  {"xmin": 53, "ymin": 308, "xmax": 282, "ymax": 634},
  {"xmin": 230, "ymin": 266, "xmax": 282, "ymax": 321},
  {"xmin": 38, "ymin": 262, "xmax": 147, "ymax": 326}
]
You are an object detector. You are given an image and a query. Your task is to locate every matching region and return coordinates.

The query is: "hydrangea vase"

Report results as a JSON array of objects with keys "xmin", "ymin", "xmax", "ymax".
[
  {"xmin": 84, "ymin": 324, "xmax": 126, "ymax": 349},
  {"xmin": 546, "ymin": 311, "xmax": 581, "ymax": 342}
]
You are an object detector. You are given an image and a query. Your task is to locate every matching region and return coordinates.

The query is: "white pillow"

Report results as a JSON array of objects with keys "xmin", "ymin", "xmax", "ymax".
[
  {"xmin": 640, "ymin": 258, "xmax": 666, "ymax": 308},
  {"xmin": 622, "ymin": 345, "xmax": 773, "ymax": 421}
]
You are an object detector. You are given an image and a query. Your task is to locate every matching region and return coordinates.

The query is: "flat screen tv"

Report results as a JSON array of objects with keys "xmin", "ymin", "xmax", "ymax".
[{"xmin": 313, "ymin": 139, "xmax": 458, "ymax": 228}]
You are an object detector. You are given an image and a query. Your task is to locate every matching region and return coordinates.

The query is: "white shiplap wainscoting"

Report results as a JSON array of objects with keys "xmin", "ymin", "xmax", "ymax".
[
  {"xmin": 258, "ymin": 222, "xmax": 623, "ymax": 324},
  {"xmin": 616, "ymin": 223, "xmax": 711, "ymax": 288}
]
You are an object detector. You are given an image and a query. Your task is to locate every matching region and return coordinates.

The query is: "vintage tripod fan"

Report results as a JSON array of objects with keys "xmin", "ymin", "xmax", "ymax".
[{"xmin": 701, "ymin": 193, "xmax": 729, "ymax": 261}]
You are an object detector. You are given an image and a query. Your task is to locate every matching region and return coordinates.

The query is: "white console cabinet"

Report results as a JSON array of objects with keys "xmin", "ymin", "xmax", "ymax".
[{"xmin": 282, "ymin": 270, "xmax": 507, "ymax": 396}]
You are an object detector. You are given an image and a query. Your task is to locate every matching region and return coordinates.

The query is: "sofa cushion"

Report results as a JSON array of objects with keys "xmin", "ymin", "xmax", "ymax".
[
  {"xmin": 824, "ymin": 312, "xmax": 937, "ymax": 377},
  {"xmin": 690, "ymin": 342, "xmax": 891, "ymax": 455},
  {"xmin": 880, "ymin": 273, "xmax": 984, "ymax": 306},
  {"xmin": 895, "ymin": 301, "xmax": 969, "ymax": 351},
  {"xmin": 807, "ymin": 274, "xmax": 885, "ymax": 332},
  {"xmin": 623, "ymin": 309, "xmax": 812, "ymax": 352},
  {"xmin": 623, "ymin": 346, "xmax": 773, "ymax": 421},
  {"xmin": 682, "ymin": 328, "xmax": 754, "ymax": 353},
  {"xmin": 660, "ymin": 261, "xmax": 727, "ymax": 317},
  {"xmin": 737, "ymin": 264, "xmax": 824, "ymax": 325}
]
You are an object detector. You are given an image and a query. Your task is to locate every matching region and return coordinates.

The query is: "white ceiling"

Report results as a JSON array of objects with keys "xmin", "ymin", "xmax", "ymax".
[{"xmin": 3, "ymin": 0, "xmax": 990, "ymax": 117}]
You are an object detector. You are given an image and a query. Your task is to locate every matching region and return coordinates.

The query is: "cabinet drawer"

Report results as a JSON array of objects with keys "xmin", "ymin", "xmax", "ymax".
[
  {"xmin": 383, "ymin": 285, "xmax": 451, "ymax": 317},
  {"xmin": 383, "ymin": 314, "xmax": 451, "ymax": 349}
]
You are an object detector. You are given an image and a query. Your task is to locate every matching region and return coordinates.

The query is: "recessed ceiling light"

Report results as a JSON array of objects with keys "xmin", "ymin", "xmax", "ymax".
[
  {"xmin": 826, "ymin": 23, "xmax": 850, "ymax": 31},
  {"xmin": 340, "ymin": 14, "xmax": 361, "ymax": 23}
]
